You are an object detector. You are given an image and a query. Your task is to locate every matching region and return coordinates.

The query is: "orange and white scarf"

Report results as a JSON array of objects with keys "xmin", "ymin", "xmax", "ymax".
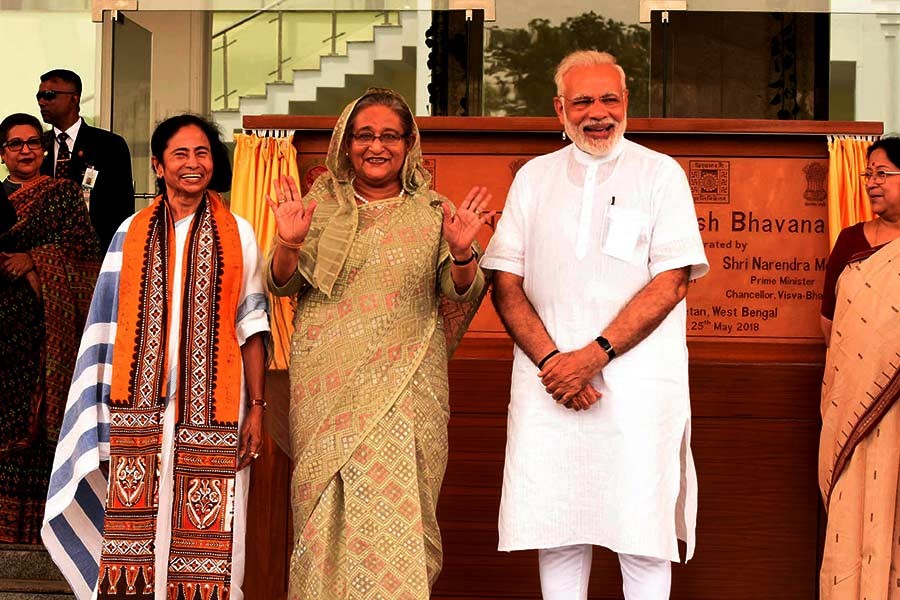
[{"xmin": 98, "ymin": 192, "xmax": 244, "ymax": 600}]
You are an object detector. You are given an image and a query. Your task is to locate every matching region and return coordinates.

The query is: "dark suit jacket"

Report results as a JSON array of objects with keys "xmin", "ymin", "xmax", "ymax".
[{"xmin": 42, "ymin": 119, "xmax": 134, "ymax": 251}]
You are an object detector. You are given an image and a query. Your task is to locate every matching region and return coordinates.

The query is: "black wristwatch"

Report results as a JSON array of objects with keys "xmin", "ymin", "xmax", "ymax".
[
  {"xmin": 451, "ymin": 247, "xmax": 478, "ymax": 266},
  {"xmin": 595, "ymin": 335, "xmax": 616, "ymax": 360}
]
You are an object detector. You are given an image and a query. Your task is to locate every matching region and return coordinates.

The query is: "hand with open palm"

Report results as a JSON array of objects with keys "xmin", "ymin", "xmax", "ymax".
[
  {"xmin": 441, "ymin": 185, "xmax": 494, "ymax": 258},
  {"xmin": 265, "ymin": 175, "xmax": 317, "ymax": 247}
]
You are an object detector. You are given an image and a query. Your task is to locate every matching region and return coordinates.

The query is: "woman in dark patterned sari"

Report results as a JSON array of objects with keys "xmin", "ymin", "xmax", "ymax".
[{"xmin": 0, "ymin": 113, "xmax": 100, "ymax": 543}]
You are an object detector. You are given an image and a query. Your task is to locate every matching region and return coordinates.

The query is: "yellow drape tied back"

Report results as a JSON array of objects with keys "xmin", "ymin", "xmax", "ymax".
[
  {"xmin": 231, "ymin": 131, "xmax": 299, "ymax": 369},
  {"xmin": 826, "ymin": 135, "xmax": 877, "ymax": 250}
]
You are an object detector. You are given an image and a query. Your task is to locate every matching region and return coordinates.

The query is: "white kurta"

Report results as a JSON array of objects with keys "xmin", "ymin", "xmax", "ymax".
[
  {"xmin": 151, "ymin": 213, "xmax": 269, "ymax": 599},
  {"xmin": 42, "ymin": 209, "xmax": 269, "ymax": 600},
  {"xmin": 482, "ymin": 139, "xmax": 709, "ymax": 562}
]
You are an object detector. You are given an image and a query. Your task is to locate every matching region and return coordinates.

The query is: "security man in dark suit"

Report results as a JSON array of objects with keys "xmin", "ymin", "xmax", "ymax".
[{"xmin": 38, "ymin": 69, "xmax": 134, "ymax": 252}]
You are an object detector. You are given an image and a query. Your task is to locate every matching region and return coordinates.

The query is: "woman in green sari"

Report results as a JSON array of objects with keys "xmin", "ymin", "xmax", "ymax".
[{"xmin": 266, "ymin": 88, "xmax": 492, "ymax": 599}]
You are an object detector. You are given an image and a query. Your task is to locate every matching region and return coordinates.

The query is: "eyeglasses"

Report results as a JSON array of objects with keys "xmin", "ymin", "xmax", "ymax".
[
  {"xmin": 558, "ymin": 94, "xmax": 624, "ymax": 111},
  {"xmin": 36, "ymin": 90, "xmax": 78, "ymax": 101},
  {"xmin": 860, "ymin": 170, "xmax": 900, "ymax": 183},
  {"xmin": 1, "ymin": 137, "xmax": 43, "ymax": 152},
  {"xmin": 350, "ymin": 131, "xmax": 407, "ymax": 146}
]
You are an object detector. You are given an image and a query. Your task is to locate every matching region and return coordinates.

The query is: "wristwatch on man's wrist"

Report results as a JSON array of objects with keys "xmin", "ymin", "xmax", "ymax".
[{"xmin": 595, "ymin": 336, "xmax": 616, "ymax": 361}]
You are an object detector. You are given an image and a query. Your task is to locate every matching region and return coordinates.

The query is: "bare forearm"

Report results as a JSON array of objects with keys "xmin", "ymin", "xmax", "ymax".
[
  {"xmin": 536, "ymin": 267, "xmax": 691, "ymax": 404},
  {"xmin": 238, "ymin": 333, "xmax": 266, "ymax": 471},
  {"xmin": 241, "ymin": 333, "xmax": 267, "ymax": 400},
  {"xmin": 600, "ymin": 266, "xmax": 691, "ymax": 357},
  {"xmin": 491, "ymin": 271, "xmax": 557, "ymax": 365}
]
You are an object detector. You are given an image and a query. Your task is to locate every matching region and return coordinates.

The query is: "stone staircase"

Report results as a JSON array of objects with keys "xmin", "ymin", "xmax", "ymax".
[
  {"xmin": 212, "ymin": 11, "xmax": 422, "ymax": 135},
  {"xmin": 287, "ymin": 45, "xmax": 417, "ymax": 115},
  {"xmin": 0, "ymin": 545, "xmax": 73, "ymax": 600}
]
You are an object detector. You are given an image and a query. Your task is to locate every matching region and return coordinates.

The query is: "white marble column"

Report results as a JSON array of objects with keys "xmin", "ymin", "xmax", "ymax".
[{"xmin": 880, "ymin": 17, "xmax": 900, "ymax": 134}]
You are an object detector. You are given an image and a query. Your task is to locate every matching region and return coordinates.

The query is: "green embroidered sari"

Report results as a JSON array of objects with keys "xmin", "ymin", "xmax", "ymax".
[{"xmin": 267, "ymin": 89, "xmax": 486, "ymax": 599}]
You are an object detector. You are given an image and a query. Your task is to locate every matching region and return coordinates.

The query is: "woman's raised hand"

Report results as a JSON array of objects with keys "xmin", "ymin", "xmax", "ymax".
[
  {"xmin": 265, "ymin": 175, "xmax": 317, "ymax": 247},
  {"xmin": 441, "ymin": 186, "xmax": 494, "ymax": 258}
]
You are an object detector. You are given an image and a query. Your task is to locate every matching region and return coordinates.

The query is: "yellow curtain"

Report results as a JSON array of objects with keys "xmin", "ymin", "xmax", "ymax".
[
  {"xmin": 231, "ymin": 133, "xmax": 298, "ymax": 369},
  {"xmin": 827, "ymin": 136, "xmax": 876, "ymax": 249}
]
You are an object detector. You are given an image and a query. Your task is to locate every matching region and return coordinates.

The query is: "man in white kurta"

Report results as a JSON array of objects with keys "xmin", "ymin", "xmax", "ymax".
[
  {"xmin": 41, "ymin": 210, "xmax": 269, "ymax": 600},
  {"xmin": 482, "ymin": 51, "xmax": 708, "ymax": 600}
]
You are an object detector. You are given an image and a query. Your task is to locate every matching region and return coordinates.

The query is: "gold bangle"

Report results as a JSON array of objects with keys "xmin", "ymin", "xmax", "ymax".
[
  {"xmin": 275, "ymin": 232, "xmax": 304, "ymax": 250},
  {"xmin": 249, "ymin": 398, "xmax": 267, "ymax": 409}
]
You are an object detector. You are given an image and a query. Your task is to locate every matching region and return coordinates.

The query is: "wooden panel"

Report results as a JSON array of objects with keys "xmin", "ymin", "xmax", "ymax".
[
  {"xmin": 244, "ymin": 115, "xmax": 882, "ymax": 137},
  {"xmin": 433, "ymin": 399, "xmax": 820, "ymax": 599},
  {"xmin": 455, "ymin": 337, "xmax": 828, "ymax": 364},
  {"xmin": 245, "ymin": 357, "xmax": 822, "ymax": 600},
  {"xmin": 448, "ymin": 357, "xmax": 823, "ymax": 420},
  {"xmin": 244, "ymin": 371, "xmax": 292, "ymax": 599},
  {"xmin": 287, "ymin": 130, "xmax": 836, "ymax": 158}
]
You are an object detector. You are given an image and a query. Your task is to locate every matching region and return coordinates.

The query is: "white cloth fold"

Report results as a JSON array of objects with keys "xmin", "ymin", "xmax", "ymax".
[{"xmin": 41, "ymin": 213, "xmax": 270, "ymax": 600}]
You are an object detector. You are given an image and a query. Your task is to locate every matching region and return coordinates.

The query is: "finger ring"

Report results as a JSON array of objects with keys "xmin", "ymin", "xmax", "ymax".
[
  {"xmin": 475, "ymin": 210, "xmax": 482, "ymax": 216},
  {"xmin": 251, "ymin": 452, "xmax": 259, "ymax": 459}
]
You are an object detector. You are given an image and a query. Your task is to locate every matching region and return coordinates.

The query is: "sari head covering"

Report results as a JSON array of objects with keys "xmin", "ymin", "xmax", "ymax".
[
  {"xmin": 265, "ymin": 88, "xmax": 487, "ymax": 458},
  {"xmin": 272, "ymin": 87, "xmax": 488, "ymax": 600},
  {"xmin": 295, "ymin": 87, "xmax": 431, "ymax": 298}
]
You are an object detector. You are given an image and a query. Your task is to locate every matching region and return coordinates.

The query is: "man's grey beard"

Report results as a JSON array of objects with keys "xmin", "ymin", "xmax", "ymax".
[{"xmin": 563, "ymin": 114, "xmax": 627, "ymax": 157}]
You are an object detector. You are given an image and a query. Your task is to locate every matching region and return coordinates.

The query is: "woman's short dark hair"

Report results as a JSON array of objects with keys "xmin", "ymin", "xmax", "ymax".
[
  {"xmin": 150, "ymin": 114, "xmax": 232, "ymax": 193},
  {"xmin": 0, "ymin": 113, "xmax": 43, "ymax": 147},
  {"xmin": 344, "ymin": 89, "xmax": 415, "ymax": 150},
  {"xmin": 867, "ymin": 136, "xmax": 900, "ymax": 168}
]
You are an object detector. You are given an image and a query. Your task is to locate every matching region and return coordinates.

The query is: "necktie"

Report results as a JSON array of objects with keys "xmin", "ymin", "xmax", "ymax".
[{"xmin": 56, "ymin": 132, "xmax": 73, "ymax": 180}]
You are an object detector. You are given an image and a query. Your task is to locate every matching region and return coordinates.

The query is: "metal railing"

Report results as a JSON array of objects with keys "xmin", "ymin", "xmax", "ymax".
[
  {"xmin": 212, "ymin": 0, "xmax": 287, "ymax": 110},
  {"xmin": 211, "ymin": 8, "xmax": 400, "ymax": 111}
]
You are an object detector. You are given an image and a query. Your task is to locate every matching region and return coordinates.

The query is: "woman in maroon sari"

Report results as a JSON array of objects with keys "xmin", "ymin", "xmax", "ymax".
[
  {"xmin": 0, "ymin": 113, "xmax": 100, "ymax": 542},
  {"xmin": 818, "ymin": 136, "xmax": 900, "ymax": 599}
]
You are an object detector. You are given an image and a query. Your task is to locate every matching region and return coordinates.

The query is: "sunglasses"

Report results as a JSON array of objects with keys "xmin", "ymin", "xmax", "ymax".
[{"xmin": 36, "ymin": 90, "xmax": 78, "ymax": 101}]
